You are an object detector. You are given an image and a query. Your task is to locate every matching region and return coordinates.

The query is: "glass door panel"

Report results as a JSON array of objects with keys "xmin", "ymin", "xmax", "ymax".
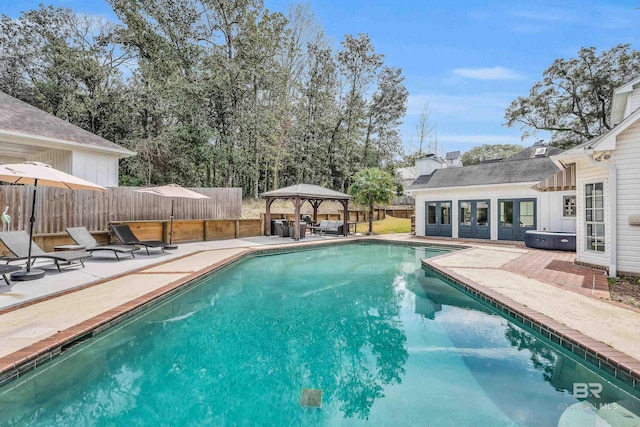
[
  {"xmin": 500, "ymin": 201, "xmax": 513, "ymax": 227},
  {"xmin": 476, "ymin": 201, "xmax": 489, "ymax": 226},
  {"xmin": 460, "ymin": 202, "xmax": 471, "ymax": 226},
  {"xmin": 519, "ymin": 201, "xmax": 535, "ymax": 227}
]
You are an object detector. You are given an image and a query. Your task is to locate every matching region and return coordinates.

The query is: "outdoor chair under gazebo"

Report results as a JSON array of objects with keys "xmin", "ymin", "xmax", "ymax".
[{"xmin": 261, "ymin": 184, "xmax": 352, "ymax": 241}]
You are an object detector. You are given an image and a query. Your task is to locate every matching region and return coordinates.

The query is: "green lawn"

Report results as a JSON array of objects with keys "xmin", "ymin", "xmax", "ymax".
[{"xmin": 355, "ymin": 215, "xmax": 411, "ymax": 234}]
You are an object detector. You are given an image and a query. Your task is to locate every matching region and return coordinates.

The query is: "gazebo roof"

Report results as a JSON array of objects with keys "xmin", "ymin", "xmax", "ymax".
[{"xmin": 261, "ymin": 184, "xmax": 352, "ymax": 200}]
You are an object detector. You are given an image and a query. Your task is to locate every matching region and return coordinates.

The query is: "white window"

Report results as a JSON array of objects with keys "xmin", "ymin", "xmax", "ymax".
[
  {"xmin": 534, "ymin": 147, "xmax": 547, "ymax": 156},
  {"xmin": 563, "ymin": 195, "xmax": 576, "ymax": 217},
  {"xmin": 585, "ymin": 183, "xmax": 604, "ymax": 252}
]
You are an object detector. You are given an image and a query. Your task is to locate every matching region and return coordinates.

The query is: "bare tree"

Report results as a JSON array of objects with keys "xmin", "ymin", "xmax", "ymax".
[{"xmin": 416, "ymin": 103, "xmax": 436, "ymax": 155}]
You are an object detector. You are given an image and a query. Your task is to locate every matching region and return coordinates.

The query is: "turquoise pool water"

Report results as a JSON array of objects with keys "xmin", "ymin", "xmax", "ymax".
[{"xmin": 1, "ymin": 243, "xmax": 639, "ymax": 426}]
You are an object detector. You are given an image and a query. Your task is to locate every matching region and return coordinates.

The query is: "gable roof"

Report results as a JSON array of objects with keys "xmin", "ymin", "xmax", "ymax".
[
  {"xmin": 261, "ymin": 184, "xmax": 352, "ymax": 200},
  {"xmin": 611, "ymin": 76, "xmax": 640, "ymax": 125},
  {"xmin": 409, "ymin": 153, "xmax": 561, "ymax": 190},
  {"xmin": 554, "ymin": 106, "xmax": 640, "ymax": 163},
  {"xmin": 0, "ymin": 91, "xmax": 135, "ymax": 158}
]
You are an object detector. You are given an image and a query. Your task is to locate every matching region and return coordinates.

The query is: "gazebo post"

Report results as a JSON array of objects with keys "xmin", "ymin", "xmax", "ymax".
[
  {"xmin": 293, "ymin": 196, "xmax": 301, "ymax": 240},
  {"xmin": 311, "ymin": 200, "xmax": 322, "ymax": 225},
  {"xmin": 265, "ymin": 197, "xmax": 273, "ymax": 236},
  {"xmin": 341, "ymin": 200, "xmax": 349, "ymax": 236}
]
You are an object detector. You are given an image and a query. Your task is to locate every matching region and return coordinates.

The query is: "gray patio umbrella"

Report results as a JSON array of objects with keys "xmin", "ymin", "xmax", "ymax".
[
  {"xmin": 135, "ymin": 184, "xmax": 210, "ymax": 249},
  {"xmin": 0, "ymin": 161, "xmax": 107, "ymax": 280}
]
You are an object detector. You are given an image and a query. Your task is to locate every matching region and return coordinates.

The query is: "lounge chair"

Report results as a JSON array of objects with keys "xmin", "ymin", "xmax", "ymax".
[
  {"xmin": 110, "ymin": 224, "xmax": 166, "ymax": 255},
  {"xmin": 66, "ymin": 227, "xmax": 140, "ymax": 261},
  {"xmin": 0, "ymin": 264, "xmax": 22, "ymax": 285},
  {"xmin": 324, "ymin": 220, "xmax": 344, "ymax": 235},
  {"xmin": 0, "ymin": 231, "xmax": 91, "ymax": 272},
  {"xmin": 310, "ymin": 220, "xmax": 330, "ymax": 236},
  {"xmin": 312, "ymin": 220, "xmax": 344, "ymax": 236}
]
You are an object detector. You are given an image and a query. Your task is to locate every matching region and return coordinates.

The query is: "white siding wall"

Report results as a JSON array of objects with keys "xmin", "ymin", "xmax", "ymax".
[
  {"xmin": 71, "ymin": 150, "xmax": 120, "ymax": 187},
  {"xmin": 574, "ymin": 157, "xmax": 610, "ymax": 268},
  {"xmin": 612, "ymin": 120, "xmax": 640, "ymax": 274},
  {"xmin": 412, "ymin": 183, "xmax": 575, "ymax": 239},
  {"xmin": 28, "ymin": 149, "xmax": 72, "ymax": 173},
  {"xmin": 538, "ymin": 191, "xmax": 576, "ymax": 232},
  {"xmin": 624, "ymin": 91, "xmax": 640, "ymax": 119}
]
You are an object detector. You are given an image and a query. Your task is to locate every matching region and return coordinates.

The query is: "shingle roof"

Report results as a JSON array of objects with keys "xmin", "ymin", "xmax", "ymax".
[
  {"xmin": 261, "ymin": 184, "xmax": 352, "ymax": 199},
  {"xmin": 408, "ymin": 156, "xmax": 561, "ymax": 190},
  {"xmin": 0, "ymin": 91, "xmax": 134, "ymax": 155},
  {"xmin": 503, "ymin": 145, "xmax": 564, "ymax": 160}
]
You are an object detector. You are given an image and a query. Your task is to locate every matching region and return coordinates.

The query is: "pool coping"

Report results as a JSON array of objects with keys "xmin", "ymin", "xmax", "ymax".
[
  {"xmin": 3, "ymin": 236, "xmax": 638, "ymax": 395},
  {"xmin": 422, "ymin": 247, "xmax": 640, "ymax": 393},
  {"xmin": 0, "ymin": 237, "xmax": 460, "ymax": 387}
]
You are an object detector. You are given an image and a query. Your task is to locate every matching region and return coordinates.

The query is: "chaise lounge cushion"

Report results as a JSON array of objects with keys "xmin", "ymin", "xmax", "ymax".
[
  {"xmin": 66, "ymin": 227, "xmax": 140, "ymax": 260},
  {"xmin": 324, "ymin": 220, "xmax": 344, "ymax": 235},
  {"xmin": 0, "ymin": 231, "xmax": 91, "ymax": 272},
  {"xmin": 111, "ymin": 224, "xmax": 166, "ymax": 255}
]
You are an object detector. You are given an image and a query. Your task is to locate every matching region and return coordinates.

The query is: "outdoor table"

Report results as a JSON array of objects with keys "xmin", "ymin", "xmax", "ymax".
[
  {"xmin": 347, "ymin": 221, "xmax": 357, "ymax": 234},
  {"xmin": 308, "ymin": 225, "xmax": 324, "ymax": 236}
]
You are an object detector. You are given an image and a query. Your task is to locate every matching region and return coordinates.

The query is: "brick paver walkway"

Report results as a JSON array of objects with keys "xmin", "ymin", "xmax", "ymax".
[{"xmin": 501, "ymin": 249, "xmax": 609, "ymax": 298}]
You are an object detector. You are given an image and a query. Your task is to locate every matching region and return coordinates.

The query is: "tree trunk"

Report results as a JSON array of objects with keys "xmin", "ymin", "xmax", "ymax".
[{"xmin": 368, "ymin": 204, "xmax": 374, "ymax": 234}]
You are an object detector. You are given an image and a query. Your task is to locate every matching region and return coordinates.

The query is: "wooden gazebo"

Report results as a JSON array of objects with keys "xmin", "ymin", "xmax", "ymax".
[{"xmin": 261, "ymin": 184, "xmax": 352, "ymax": 240}]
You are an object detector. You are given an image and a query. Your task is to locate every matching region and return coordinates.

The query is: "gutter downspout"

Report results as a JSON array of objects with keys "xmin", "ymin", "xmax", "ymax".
[
  {"xmin": 586, "ymin": 154, "xmax": 617, "ymax": 277},
  {"xmin": 609, "ymin": 160, "xmax": 617, "ymax": 277}
]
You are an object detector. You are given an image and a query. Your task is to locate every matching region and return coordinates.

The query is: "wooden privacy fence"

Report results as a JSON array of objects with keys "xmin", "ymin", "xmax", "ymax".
[
  {"xmin": 0, "ymin": 185, "xmax": 242, "ymax": 234},
  {"xmin": 385, "ymin": 208, "xmax": 414, "ymax": 218},
  {"xmin": 391, "ymin": 195, "xmax": 415, "ymax": 206},
  {"xmin": 0, "ymin": 218, "xmax": 262, "ymax": 254}
]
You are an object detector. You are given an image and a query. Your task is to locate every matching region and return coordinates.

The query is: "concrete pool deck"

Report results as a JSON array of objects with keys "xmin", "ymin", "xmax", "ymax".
[{"xmin": 1, "ymin": 233, "xmax": 640, "ymax": 387}]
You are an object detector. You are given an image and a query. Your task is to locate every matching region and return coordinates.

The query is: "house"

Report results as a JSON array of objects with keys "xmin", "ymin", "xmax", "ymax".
[
  {"xmin": 396, "ymin": 152, "xmax": 463, "ymax": 189},
  {"xmin": 0, "ymin": 91, "xmax": 135, "ymax": 186},
  {"xmin": 551, "ymin": 77, "xmax": 640, "ymax": 276},
  {"xmin": 395, "ymin": 166, "xmax": 418, "ymax": 189},
  {"xmin": 444, "ymin": 150, "xmax": 462, "ymax": 167},
  {"xmin": 405, "ymin": 145, "xmax": 576, "ymax": 241}
]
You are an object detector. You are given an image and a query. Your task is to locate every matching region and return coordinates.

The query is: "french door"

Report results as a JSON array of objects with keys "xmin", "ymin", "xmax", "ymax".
[
  {"xmin": 425, "ymin": 201, "xmax": 452, "ymax": 237},
  {"xmin": 458, "ymin": 200, "xmax": 490, "ymax": 239},
  {"xmin": 498, "ymin": 199, "xmax": 536, "ymax": 241}
]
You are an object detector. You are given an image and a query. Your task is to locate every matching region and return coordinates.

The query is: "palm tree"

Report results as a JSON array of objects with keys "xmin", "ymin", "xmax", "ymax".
[{"xmin": 348, "ymin": 168, "xmax": 396, "ymax": 234}]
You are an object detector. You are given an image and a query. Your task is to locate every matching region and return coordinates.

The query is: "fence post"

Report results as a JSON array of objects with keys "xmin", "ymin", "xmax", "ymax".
[{"xmin": 162, "ymin": 221, "xmax": 169, "ymax": 243}]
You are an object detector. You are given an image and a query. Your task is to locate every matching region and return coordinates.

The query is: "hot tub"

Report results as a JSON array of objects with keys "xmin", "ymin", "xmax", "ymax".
[{"xmin": 524, "ymin": 230, "xmax": 576, "ymax": 251}]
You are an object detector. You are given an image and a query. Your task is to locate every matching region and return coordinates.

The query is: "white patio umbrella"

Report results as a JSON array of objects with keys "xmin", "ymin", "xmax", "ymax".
[
  {"xmin": 135, "ymin": 184, "xmax": 210, "ymax": 249},
  {"xmin": 0, "ymin": 162, "xmax": 108, "ymax": 281}
]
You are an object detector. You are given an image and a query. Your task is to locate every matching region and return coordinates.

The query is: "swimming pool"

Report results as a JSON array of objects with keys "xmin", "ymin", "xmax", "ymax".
[{"xmin": 0, "ymin": 243, "xmax": 639, "ymax": 425}]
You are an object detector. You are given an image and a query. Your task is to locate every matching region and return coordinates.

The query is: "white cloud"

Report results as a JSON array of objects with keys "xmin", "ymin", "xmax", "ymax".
[
  {"xmin": 510, "ymin": 9, "xmax": 577, "ymax": 23},
  {"xmin": 401, "ymin": 92, "xmax": 541, "ymax": 153},
  {"xmin": 510, "ymin": 5, "xmax": 633, "ymax": 32},
  {"xmin": 452, "ymin": 66, "xmax": 524, "ymax": 81},
  {"xmin": 406, "ymin": 92, "xmax": 518, "ymax": 121}
]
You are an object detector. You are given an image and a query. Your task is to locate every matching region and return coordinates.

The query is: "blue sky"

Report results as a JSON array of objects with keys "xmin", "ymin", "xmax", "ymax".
[{"xmin": 1, "ymin": 0, "xmax": 638, "ymax": 155}]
